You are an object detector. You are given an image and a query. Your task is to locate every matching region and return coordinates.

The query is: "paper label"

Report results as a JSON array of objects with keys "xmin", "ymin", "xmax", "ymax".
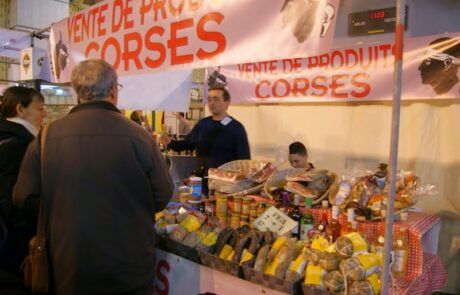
[
  {"xmin": 289, "ymin": 250, "xmax": 308, "ymax": 274},
  {"xmin": 356, "ymin": 253, "xmax": 379, "ymax": 275},
  {"xmin": 345, "ymin": 232, "xmax": 368, "ymax": 254},
  {"xmin": 394, "ymin": 249, "xmax": 407, "ymax": 272},
  {"xmin": 200, "ymin": 231, "xmax": 218, "ymax": 247},
  {"xmin": 367, "ymin": 273, "xmax": 381, "ymax": 295},
  {"xmin": 311, "ymin": 235, "xmax": 330, "ymax": 252},
  {"xmin": 300, "ymin": 223, "xmax": 314, "ymax": 241},
  {"xmin": 218, "ymin": 244, "xmax": 234, "ymax": 260},
  {"xmin": 240, "ymin": 249, "xmax": 255, "ymax": 265},
  {"xmin": 180, "ymin": 215, "xmax": 201, "ymax": 232},
  {"xmin": 305, "ymin": 264, "xmax": 325, "ymax": 285},
  {"xmin": 190, "ymin": 183, "xmax": 202, "ymax": 197}
]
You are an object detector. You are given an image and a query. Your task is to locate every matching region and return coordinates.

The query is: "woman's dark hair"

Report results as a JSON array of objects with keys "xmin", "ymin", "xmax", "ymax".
[
  {"xmin": 130, "ymin": 110, "xmax": 142, "ymax": 125},
  {"xmin": 1, "ymin": 86, "xmax": 44, "ymax": 119},
  {"xmin": 289, "ymin": 141, "xmax": 308, "ymax": 156}
]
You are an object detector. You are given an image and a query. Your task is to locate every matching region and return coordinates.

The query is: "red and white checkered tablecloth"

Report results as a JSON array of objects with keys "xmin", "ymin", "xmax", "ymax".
[
  {"xmin": 309, "ymin": 210, "xmax": 444, "ymax": 288},
  {"xmin": 392, "ymin": 253, "xmax": 447, "ymax": 295}
]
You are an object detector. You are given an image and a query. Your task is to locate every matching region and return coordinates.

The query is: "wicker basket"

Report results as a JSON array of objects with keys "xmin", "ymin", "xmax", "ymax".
[
  {"xmin": 301, "ymin": 284, "xmax": 330, "ymax": 295},
  {"xmin": 264, "ymin": 169, "xmax": 339, "ymax": 205},
  {"xmin": 198, "ymin": 250, "xmax": 244, "ymax": 278},
  {"xmin": 242, "ymin": 265, "xmax": 302, "ymax": 294},
  {"xmin": 156, "ymin": 235, "xmax": 201, "ymax": 264},
  {"xmin": 209, "ymin": 160, "xmax": 273, "ymax": 197}
]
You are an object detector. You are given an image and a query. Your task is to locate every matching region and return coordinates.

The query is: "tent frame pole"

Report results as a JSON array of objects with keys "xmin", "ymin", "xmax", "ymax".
[{"xmin": 381, "ymin": 0, "xmax": 406, "ymax": 293}]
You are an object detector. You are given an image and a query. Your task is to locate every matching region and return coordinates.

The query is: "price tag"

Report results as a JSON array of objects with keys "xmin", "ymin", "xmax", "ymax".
[{"xmin": 252, "ymin": 206, "xmax": 297, "ymax": 236}]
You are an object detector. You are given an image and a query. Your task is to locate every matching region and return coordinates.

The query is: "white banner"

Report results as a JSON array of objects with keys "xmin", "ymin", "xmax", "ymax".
[
  {"xmin": 117, "ymin": 70, "xmax": 192, "ymax": 111},
  {"xmin": 0, "ymin": 29, "xmax": 31, "ymax": 59},
  {"xmin": 50, "ymin": 0, "xmax": 340, "ymax": 82},
  {"xmin": 205, "ymin": 32, "xmax": 460, "ymax": 103}
]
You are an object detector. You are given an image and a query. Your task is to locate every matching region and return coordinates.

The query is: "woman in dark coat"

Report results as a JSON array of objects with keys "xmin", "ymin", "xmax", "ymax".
[{"xmin": 0, "ymin": 86, "xmax": 46, "ymax": 288}]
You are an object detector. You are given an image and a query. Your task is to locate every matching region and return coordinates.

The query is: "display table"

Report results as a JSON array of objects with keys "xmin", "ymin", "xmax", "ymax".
[
  {"xmin": 153, "ymin": 248, "xmax": 286, "ymax": 295},
  {"xmin": 310, "ymin": 210, "xmax": 443, "ymax": 286},
  {"xmin": 153, "ymin": 211, "xmax": 446, "ymax": 295}
]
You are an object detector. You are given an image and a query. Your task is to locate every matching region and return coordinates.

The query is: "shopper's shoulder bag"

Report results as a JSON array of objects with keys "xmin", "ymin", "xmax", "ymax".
[{"xmin": 22, "ymin": 124, "xmax": 50, "ymax": 293}]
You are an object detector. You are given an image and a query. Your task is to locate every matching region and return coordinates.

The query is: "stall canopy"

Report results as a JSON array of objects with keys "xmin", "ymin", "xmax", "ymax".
[{"xmin": 48, "ymin": 0, "xmax": 341, "ymax": 110}]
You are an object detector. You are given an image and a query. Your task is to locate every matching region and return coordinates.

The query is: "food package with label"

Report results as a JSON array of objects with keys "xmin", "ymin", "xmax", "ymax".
[
  {"xmin": 264, "ymin": 238, "xmax": 299, "ymax": 279},
  {"xmin": 348, "ymin": 273, "xmax": 381, "ymax": 295},
  {"xmin": 285, "ymin": 246, "xmax": 309, "ymax": 282},
  {"xmin": 323, "ymin": 270, "xmax": 345, "ymax": 293},
  {"xmin": 304, "ymin": 263, "xmax": 327, "ymax": 288},
  {"xmin": 339, "ymin": 253, "xmax": 380, "ymax": 281},
  {"xmin": 335, "ymin": 232, "xmax": 368, "ymax": 259}
]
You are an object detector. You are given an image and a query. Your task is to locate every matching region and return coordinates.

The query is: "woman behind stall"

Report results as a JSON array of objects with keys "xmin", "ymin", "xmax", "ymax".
[{"xmin": 0, "ymin": 86, "xmax": 46, "ymax": 288}]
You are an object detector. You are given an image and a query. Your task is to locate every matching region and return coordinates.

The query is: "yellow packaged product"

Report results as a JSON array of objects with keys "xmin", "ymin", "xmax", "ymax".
[
  {"xmin": 264, "ymin": 242, "xmax": 296, "ymax": 279},
  {"xmin": 240, "ymin": 249, "xmax": 255, "ymax": 265},
  {"xmin": 367, "ymin": 273, "xmax": 381, "ymax": 295},
  {"xmin": 180, "ymin": 214, "xmax": 201, "ymax": 232},
  {"xmin": 285, "ymin": 247, "xmax": 308, "ymax": 282},
  {"xmin": 348, "ymin": 280, "xmax": 380, "ymax": 295},
  {"xmin": 339, "ymin": 253, "xmax": 380, "ymax": 281},
  {"xmin": 310, "ymin": 235, "xmax": 330, "ymax": 252},
  {"xmin": 318, "ymin": 252, "xmax": 340, "ymax": 271},
  {"xmin": 199, "ymin": 231, "xmax": 218, "ymax": 247},
  {"xmin": 323, "ymin": 270, "xmax": 344, "ymax": 293},
  {"xmin": 267, "ymin": 236, "xmax": 288, "ymax": 261},
  {"xmin": 218, "ymin": 244, "xmax": 234, "ymax": 260},
  {"xmin": 335, "ymin": 232, "xmax": 368, "ymax": 259},
  {"xmin": 304, "ymin": 263, "xmax": 326, "ymax": 286}
]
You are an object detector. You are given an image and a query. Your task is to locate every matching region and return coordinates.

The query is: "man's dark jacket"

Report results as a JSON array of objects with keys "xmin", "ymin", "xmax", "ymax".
[{"xmin": 13, "ymin": 101, "xmax": 174, "ymax": 294}]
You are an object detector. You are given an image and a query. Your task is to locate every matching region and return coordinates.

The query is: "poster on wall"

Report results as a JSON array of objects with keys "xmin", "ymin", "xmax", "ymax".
[
  {"xmin": 50, "ymin": 0, "xmax": 340, "ymax": 82},
  {"xmin": 205, "ymin": 32, "xmax": 460, "ymax": 103}
]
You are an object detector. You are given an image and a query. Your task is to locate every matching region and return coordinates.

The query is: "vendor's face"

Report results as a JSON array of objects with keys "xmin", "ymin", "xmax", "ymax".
[
  {"xmin": 289, "ymin": 153, "xmax": 308, "ymax": 168},
  {"xmin": 207, "ymin": 90, "xmax": 229, "ymax": 116}
]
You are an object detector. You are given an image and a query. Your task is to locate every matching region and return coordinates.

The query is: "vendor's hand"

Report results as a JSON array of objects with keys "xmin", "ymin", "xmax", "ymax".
[{"xmin": 158, "ymin": 134, "xmax": 172, "ymax": 146}]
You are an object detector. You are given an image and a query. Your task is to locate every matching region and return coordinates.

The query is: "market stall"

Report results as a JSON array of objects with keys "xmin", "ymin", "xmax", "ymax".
[
  {"xmin": 17, "ymin": 0, "xmax": 457, "ymax": 294},
  {"xmin": 152, "ymin": 160, "xmax": 446, "ymax": 295}
]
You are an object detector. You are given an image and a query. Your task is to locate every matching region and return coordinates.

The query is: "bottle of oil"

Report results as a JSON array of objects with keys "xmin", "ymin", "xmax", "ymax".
[
  {"xmin": 393, "ymin": 212, "xmax": 409, "ymax": 278},
  {"xmin": 300, "ymin": 197, "xmax": 315, "ymax": 241},
  {"xmin": 340, "ymin": 208, "xmax": 355, "ymax": 236},
  {"xmin": 289, "ymin": 195, "xmax": 302, "ymax": 239},
  {"xmin": 326, "ymin": 205, "xmax": 341, "ymax": 243}
]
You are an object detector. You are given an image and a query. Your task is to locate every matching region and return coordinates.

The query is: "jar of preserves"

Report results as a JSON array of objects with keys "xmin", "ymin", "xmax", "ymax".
[
  {"xmin": 242, "ymin": 197, "xmax": 253, "ymax": 215},
  {"xmin": 233, "ymin": 196, "xmax": 242, "ymax": 213}
]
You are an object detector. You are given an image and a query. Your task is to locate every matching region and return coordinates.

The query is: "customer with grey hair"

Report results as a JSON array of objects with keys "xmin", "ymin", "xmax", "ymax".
[{"xmin": 13, "ymin": 59, "xmax": 173, "ymax": 294}]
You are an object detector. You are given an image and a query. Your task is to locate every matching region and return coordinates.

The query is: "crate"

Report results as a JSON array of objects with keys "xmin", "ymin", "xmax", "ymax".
[
  {"xmin": 241, "ymin": 265, "xmax": 302, "ymax": 295},
  {"xmin": 156, "ymin": 235, "xmax": 201, "ymax": 264},
  {"xmin": 301, "ymin": 284, "xmax": 330, "ymax": 295},
  {"xmin": 198, "ymin": 250, "xmax": 243, "ymax": 278}
]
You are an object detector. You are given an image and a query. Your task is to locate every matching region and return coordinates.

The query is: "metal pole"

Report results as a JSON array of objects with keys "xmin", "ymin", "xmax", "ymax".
[{"xmin": 381, "ymin": 0, "xmax": 405, "ymax": 294}]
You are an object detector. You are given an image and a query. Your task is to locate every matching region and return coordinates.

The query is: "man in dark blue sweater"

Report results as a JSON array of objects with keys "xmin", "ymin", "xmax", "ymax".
[{"xmin": 160, "ymin": 86, "xmax": 250, "ymax": 183}]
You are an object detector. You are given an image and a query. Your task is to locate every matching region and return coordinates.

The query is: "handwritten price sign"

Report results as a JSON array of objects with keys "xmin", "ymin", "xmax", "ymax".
[{"xmin": 252, "ymin": 206, "xmax": 297, "ymax": 236}]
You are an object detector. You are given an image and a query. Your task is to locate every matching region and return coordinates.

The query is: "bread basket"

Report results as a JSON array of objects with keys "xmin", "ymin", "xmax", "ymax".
[
  {"xmin": 264, "ymin": 168, "xmax": 338, "ymax": 205},
  {"xmin": 208, "ymin": 160, "xmax": 274, "ymax": 197}
]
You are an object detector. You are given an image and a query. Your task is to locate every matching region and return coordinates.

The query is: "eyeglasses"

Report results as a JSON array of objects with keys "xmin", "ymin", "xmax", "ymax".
[{"xmin": 117, "ymin": 83, "xmax": 123, "ymax": 90}]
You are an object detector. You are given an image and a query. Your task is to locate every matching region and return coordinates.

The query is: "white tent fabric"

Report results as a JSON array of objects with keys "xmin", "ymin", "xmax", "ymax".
[{"xmin": 228, "ymin": 100, "xmax": 460, "ymax": 215}]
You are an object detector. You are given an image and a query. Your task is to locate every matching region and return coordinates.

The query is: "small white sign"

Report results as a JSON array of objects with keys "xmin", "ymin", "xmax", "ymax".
[
  {"xmin": 20, "ymin": 47, "xmax": 45, "ymax": 80},
  {"xmin": 252, "ymin": 206, "xmax": 297, "ymax": 236}
]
